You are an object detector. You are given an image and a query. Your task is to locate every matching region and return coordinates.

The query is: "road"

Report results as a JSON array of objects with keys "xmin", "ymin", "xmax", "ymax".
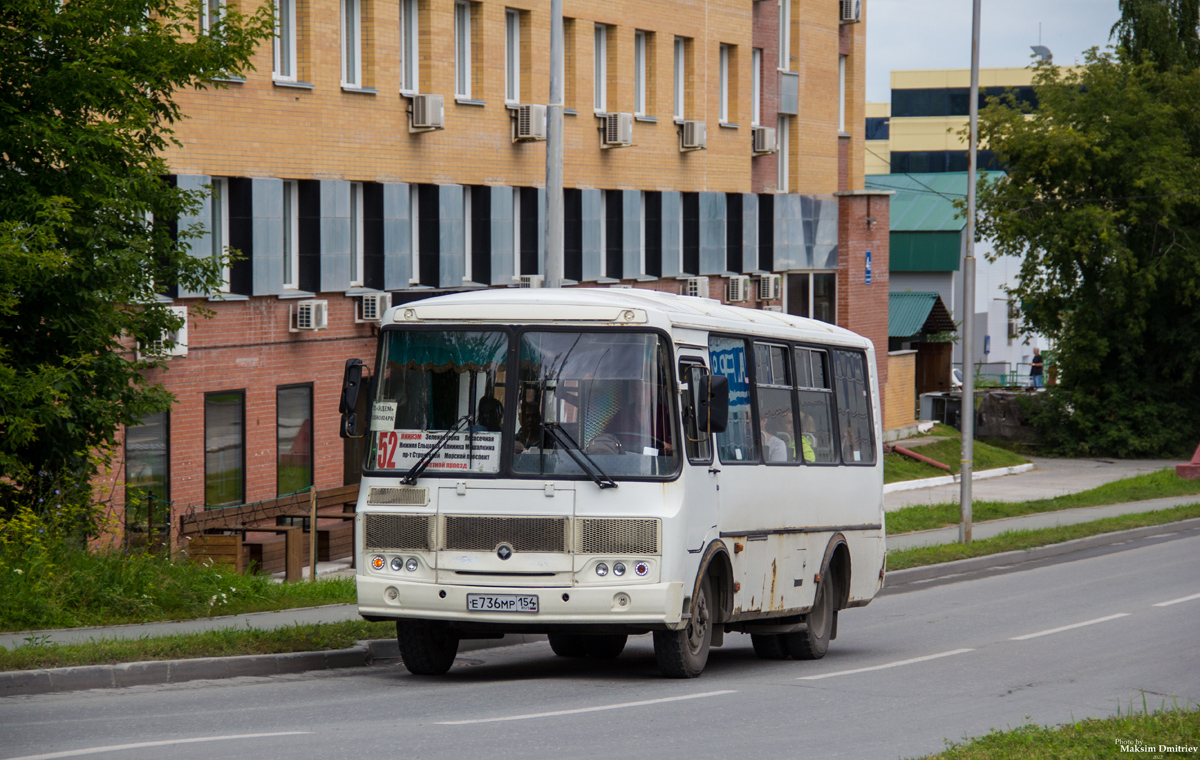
[{"xmin": 3, "ymin": 529, "xmax": 1198, "ymax": 760}]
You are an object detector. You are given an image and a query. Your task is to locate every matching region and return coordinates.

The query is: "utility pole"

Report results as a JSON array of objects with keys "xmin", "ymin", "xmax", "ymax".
[
  {"xmin": 543, "ymin": 0, "xmax": 564, "ymax": 288},
  {"xmin": 960, "ymin": 0, "xmax": 981, "ymax": 544}
]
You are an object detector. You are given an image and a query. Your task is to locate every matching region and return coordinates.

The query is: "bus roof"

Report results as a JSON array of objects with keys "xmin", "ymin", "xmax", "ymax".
[{"xmin": 392, "ymin": 288, "xmax": 874, "ymax": 351}]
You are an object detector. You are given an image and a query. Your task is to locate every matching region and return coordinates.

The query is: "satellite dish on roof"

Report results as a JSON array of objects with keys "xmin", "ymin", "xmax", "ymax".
[{"xmin": 1031, "ymin": 45, "xmax": 1052, "ymax": 63}]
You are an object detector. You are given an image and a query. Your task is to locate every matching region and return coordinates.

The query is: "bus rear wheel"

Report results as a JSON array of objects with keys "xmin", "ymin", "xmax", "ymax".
[
  {"xmin": 785, "ymin": 574, "xmax": 832, "ymax": 660},
  {"xmin": 397, "ymin": 620, "xmax": 460, "ymax": 675},
  {"xmin": 653, "ymin": 575, "xmax": 713, "ymax": 678},
  {"xmin": 548, "ymin": 633, "xmax": 628, "ymax": 659}
]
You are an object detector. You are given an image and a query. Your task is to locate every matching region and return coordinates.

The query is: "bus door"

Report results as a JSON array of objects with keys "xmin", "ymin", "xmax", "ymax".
[{"xmin": 679, "ymin": 356, "xmax": 719, "ymax": 552}]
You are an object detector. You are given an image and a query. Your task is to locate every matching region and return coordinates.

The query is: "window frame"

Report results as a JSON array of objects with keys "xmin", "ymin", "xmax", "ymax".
[
  {"xmin": 124, "ymin": 411, "xmax": 171, "ymax": 544},
  {"xmin": 593, "ymin": 23, "xmax": 608, "ymax": 113},
  {"xmin": 201, "ymin": 0, "xmax": 225, "ymax": 35},
  {"xmin": 282, "ymin": 180, "xmax": 299, "ymax": 289},
  {"xmin": 679, "ymin": 360, "xmax": 714, "ymax": 466},
  {"xmin": 831, "ymin": 349, "xmax": 877, "ymax": 466},
  {"xmin": 505, "ymin": 8, "xmax": 520, "ymax": 103},
  {"xmin": 210, "ymin": 177, "xmax": 230, "ymax": 293},
  {"xmin": 276, "ymin": 383, "xmax": 314, "ymax": 496},
  {"xmin": 455, "ymin": 0, "xmax": 472, "ymax": 98},
  {"xmin": 778, "ymin": 0, "xmax": 790, "ymax": 72},
  {"xmin": 273, "ymin": 0, "xmax": 296, "ymax": 81},
  {"xmin": 400, "ymin": 0, "xmax": 419, "ymax": 93},
  {"xmin": 838, "ymin": 54, "xmax": 847, "ymax": 133},
  {"xmin": 719, "ymin": 44, "xmax": 730, "ymax": 124},
  {"xmin": 204, "ymin": 389, "xmax": 246, "ymax": 509},
  {"xmin": 634, "ymin": 30, "xmax": 647, "ymax": 116},
  {"xmin": 350, "ymin": 181, "xmax": 364, "ymax": 287},
  {"xmin": 708, "ymin": 333, "xmax": 759, "ymax": 466},
  {"xmin": 341, "ymin": 0, "xmax": 362, "ymax": 88},
  {"xmin": 777, "ymin": 116, "xmax": 789, "ymax": 192},
  {"xmin": 753, "ymin": 341, "xmax": 801, "ymax": 466},
  {"xmin": 794, "ymin": 346, "xmax": 839, "ymax": 466},
  {"xmin": 751, "ymin": 48, "xmax": 762, "ymax": 126},
  {"xmin": 673, "ymin": 36, "xmax": 685, "ymax": 120}
]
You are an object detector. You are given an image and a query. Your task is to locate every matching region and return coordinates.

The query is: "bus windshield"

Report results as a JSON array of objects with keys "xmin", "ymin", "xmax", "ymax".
[{"xmin": 513, "ymin": 331, "xmax": 679, "ymax": 479}]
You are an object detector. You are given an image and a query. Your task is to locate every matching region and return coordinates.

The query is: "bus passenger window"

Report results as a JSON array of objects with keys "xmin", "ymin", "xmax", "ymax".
[
  {"xmin": 833, "ymin": 350, "xmax": 876, "ymax": 464},
  {"xmin": 795, "ymin": 348, "xmax": 838, "ymax": 464},
  {"xmin": 754, "ymin": 343, "xmax": 798, "ymax": 464},
  {"xmin": 708, "ymin": 335, "xmax": 757, "ymax": 463}
]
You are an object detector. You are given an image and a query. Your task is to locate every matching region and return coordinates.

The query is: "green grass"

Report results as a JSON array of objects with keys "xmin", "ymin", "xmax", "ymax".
[
  {"xmin": 885, "ymin": 424, "xmax": 1030, "ymax": 484},
  {"xmin": 886, "ymin": 503, "xmax": 1200, "ymax": 571},
  {"xmin": 0, "ymin": 620, "xmax": 396, "ymax": 671},
  {"xmin": 918, "ymin": 698, "xmax": 1200, "ymax": 759},
  {"xmin": 887, "ymin": 469, "xmax": 1200, "ymax": 534},
  {"xmin": 0, "ymin": 548, "xmax": 355, "ymax": 633}
]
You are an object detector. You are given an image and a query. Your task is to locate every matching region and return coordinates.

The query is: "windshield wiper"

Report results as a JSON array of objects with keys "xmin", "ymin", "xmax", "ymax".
[
  {"xmin": 542, "ymin": 423, "xmax": 618, "ymax": 489},
  {"xmin": 401, "ymin": 415, "xmax": 471, "ymax": 485}
]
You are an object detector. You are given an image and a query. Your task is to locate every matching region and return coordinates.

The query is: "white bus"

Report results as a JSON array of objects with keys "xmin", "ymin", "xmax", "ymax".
[{"xmin": 341, "ymin": 288, "xmax": 885, "ymax": 678}]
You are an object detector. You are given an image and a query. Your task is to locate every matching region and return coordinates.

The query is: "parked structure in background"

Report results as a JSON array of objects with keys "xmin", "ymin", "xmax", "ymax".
[{"xmin": 109, "ymin": 0, "xmax": 895, "ymax": 550}]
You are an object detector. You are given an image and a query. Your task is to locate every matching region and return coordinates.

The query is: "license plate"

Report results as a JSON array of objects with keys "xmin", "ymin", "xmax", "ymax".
[{"xmin": 466, "ymin": 594, "xmax": 539, "ymax": 613}]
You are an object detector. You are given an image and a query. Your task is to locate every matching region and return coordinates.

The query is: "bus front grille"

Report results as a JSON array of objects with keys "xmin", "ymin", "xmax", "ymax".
[
  {"xmin": 575, "ymin": 518, "xmax": 660, "ymax": 555},
  {"xmin": 367, "ymin": 486, "xmax": 429, "ymax": 506},
  {"xmin": 442, "ymin": 516, "xmax": 569, "ymax": 553},
  {"xmin": 364, "ymin": 514, "xmax": 433, "ymax": 550}
]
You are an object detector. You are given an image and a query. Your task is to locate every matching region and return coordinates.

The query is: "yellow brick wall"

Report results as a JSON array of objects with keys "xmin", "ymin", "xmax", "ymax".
[
  {"xmin": 164, "ymin": 0, "xmax": 849, "ymax": 195},
  {"xmin": 883, "ymin": 350, "xmax": 916, "ymax": 432}
]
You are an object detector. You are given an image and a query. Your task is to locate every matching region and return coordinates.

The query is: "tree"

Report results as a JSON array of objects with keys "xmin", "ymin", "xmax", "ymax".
[
  {"xmin": 0, "ymin": 0, "xmax": 273, "ymax": 515},
  {"xmin": 1112, "ymin": 0, "xmax": 1200, "ymax": 71},
  {"xmin": 975, "ymin": 52, "xmax": 1200, "ymax": 456}
]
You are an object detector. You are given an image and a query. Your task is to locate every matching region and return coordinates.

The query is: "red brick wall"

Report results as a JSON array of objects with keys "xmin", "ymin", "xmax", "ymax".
[
  {"xmin": 751, "ymin": 0, "xmax": 780, "ymax": 193},
  {"xmin": 836, "ymin": 192, "xmax": 891, "ymax": 421}
]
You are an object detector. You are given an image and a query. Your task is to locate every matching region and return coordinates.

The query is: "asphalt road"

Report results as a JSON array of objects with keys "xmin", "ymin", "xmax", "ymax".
[{"xmin": 3, "ymin": 531, "xmax": 1198, "ymax": 760}]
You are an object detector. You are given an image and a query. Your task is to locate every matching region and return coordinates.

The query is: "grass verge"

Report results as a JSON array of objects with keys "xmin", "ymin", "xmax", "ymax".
[
  {"xmin": 886, "ymin": 503, "xmax": 1200, "ymax": 571},
  {"xmin": 885, "ymin": 424, "xmax": 1030, "ymax": 484},
  {"xmin": 0, "ymin": 620, "xmax": 396, "ymax": 671},
  {"xmin": 887, "ymin": 468, "xmax": 1200, "ymax": 534},
  {"xmin": 918, "ymin": 698, "xmax": 1200, "ymax": 759}
]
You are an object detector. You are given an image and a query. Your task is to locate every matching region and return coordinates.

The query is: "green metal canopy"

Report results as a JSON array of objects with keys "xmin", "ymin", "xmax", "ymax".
[{"xmin": 889, "ymin": 292, "xmax": 957, "ymax": 339}]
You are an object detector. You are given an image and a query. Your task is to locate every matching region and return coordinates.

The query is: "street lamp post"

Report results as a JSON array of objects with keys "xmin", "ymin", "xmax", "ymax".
[{"xmin": 960, "ymin": 0, "xmax": 982, "ymax": 544}]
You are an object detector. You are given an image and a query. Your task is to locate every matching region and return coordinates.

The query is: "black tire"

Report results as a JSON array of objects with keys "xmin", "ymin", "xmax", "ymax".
[
  {"xmin": 653, "ymin": 575, "xmax": 713, "ymax": 678},
  {"xmin": 750, "ymin": 633, "xmax": 789, "ymax": 660},
  {"xmin": 548, "ymin": 633, "xmax": 628, "ymax": 659},
  {"xmin": 396, "ymin": 620, "xmax": 460, "ymax": 675},
  {"xmin": 785, "ymin": 574, "xmax": 832, "ymax": 660}
]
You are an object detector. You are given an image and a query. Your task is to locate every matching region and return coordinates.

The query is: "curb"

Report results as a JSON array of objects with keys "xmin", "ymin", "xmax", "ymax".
[
  {"xmin": 0, "ymin": 634, "xmax": 547, "ymax": 698},
  {"xmin": 883, "ymin": 463, "xmax": 1035, "ymax": 494},
  {"xmin": 884, "ymin": 516, "xmax": 1200, "ymax": 589}
]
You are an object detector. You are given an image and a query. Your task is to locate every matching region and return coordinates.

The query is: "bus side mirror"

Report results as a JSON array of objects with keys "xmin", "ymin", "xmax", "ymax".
[
  {"xmin": 697, "ymin": 374, "xmax": 729, "ymax": 435},
  {"xmin": 340, "ymin": 359, "xmax": 366, "ymax": 439}
]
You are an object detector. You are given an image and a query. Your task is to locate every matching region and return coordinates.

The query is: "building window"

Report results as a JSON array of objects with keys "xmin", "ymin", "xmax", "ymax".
[
  {"xmin": 778, "ymin": 0, "xmax": 790, "ymax": 71},
  {"xmin": 594, "ymin": 24, "xmax": 607, "ymax": 112},
  {"xmin": 410, "ymin": 188, "xmax": 420, "ymax": 284},
  {"xmin": 282, "ymin": 180, "xmax": 299, "ymax": 289},
  {"xmin": 341, "ymin": 0, "xmax": 362, "ymax": 87},
  {"xmin": 350, "ymin": 182, "xmax": 364, "ymax": 286},
  {"xmin": 201, "ymin": 0, "xmax": 225, "ymax": 34},
  {"xmin": 719, "ymin": 44, "xmax": 730, "ymax": 123},
  {"xmin": 455, "ymin": 0, "xmax": 472, "ymax": 98},
  {"xmin": 634, "ymin": 30, "xmax": 647, "ymax": 116},
  {"xmin": 786, "ymin": 271, "xmax": 836, "ymax": 323},
  {"xmin": 210, "ymin": 177, "xmax": 230, "ymax": 292},
  {"xmin": 400, "ymin": 0, "xmax": 419, "ymax": 92},
  {"xmin": 776, "ymin": 117, "xmax": 789, "ymax": 192},
  {"xmin": 838, "ymin": 54, "xmax": 847, "ymax": 133},
  {"xmin": 205, "ymin": 390, "xmax": 244, "ymax": 508},
  {"xmin": 673, "ymin": 37, "xmax": 685, "ymax": 119},
  {"xmin": 125, "ymin": 412, "xmax": 170, "ymax": 549},
  {"xmin": 463, "ymin": 187, "xmax": 473, "ymax": 283},
  {"xmin": 751, "ymin": 48, "xmax": 762, "ymax": 125},
  {"xmin": 273, "ymin": 0, "xmax": 296, "ymax": 80},
  {"xmin": 505, "ymin": 9, "xmax": 520, "ymax": 103},
  {"xmin": 277, "ymin": 385, "xmax": 313, "ymax": 495}
]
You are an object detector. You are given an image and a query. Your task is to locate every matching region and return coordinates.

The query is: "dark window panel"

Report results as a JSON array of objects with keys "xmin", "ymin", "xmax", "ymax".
[{"xmin": 363, "ymin": 182, "xmax": 384, "ymax": 290}]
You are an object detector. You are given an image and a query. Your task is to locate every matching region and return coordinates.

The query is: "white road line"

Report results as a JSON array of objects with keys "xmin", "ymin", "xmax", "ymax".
[
  {"xmin": 1154, "ymin": 592, "xmax": 1200, "ymax": 607},
  {"xmin": 2, "ymin": 732, "xmax": 312, "ymax": 760},
  {"xmin": 1010, "ymin": 613, "xmax": 1130, "ymax": 641},
  {"xmin": 436, "ymin": 690, "xmax": 737, "ymax": 725},
  {"xmin": 796, "ymin": 648, "xmax": 975, "ymax": 681}
]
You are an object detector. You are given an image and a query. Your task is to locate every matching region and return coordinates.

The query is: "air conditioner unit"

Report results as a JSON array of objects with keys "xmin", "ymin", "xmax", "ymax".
[
  {"xmin": 292, "ymin": 299, "xmax": 328, "ymax": 332},
  {"xmin": 601, "ymin": 112, "xmax": 633, "ymax": 148},
  {"xmin": 516, "ymin": 274, "xmax": 544, "ymax": 288},
  {"xmin": 357, "ymin": 292, "xmax": 391, "ymax": 323},
  {"xmin": 752, "ymin": 125, "xmax": 777, "ymax": 155},
  {"xmin": 410, "ymin": 93, "xmax": 445, "ymax": 131},
  {"xmin": 839, "ymin": 0, "xmax": 861, "ymax": 23},
  {"xmin": 758, "ymin": 274, "xmax": 782, "ymax": 301},
  {"xmin": 514, "ymin": 104, "xmax": 547, "ymax": 142},
  {"xmin": 680, "ymin": 120, "xmax": 707, "ymax": 151},
  {"xmin": 684, "ymin": 276, "xmax": 710, "ymax": 298},
  {"xmin": 138, "ymin": 305, "xmax": 188, "ymax": 359},
  {"xmin": 726, "ymin": 276, "xmax": 751, "ymax": 303}
]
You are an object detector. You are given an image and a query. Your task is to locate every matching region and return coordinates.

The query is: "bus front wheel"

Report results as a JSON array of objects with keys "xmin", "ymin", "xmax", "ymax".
[
  {"xmin": 397, "ymin": 620, "xmax": 460, "ymax": 675},
  {"xmin": 785, "ymin": 574, "xmax": 832, "ymax": 660},
  {"xmin": 653, "ymin": 575, "xmax": 713, "ymax": 678}
]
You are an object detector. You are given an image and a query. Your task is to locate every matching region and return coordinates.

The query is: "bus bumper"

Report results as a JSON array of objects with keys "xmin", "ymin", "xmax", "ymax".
[{"xmin": 357, "ymin": 576, "xmax": 686, "ymax": 627}]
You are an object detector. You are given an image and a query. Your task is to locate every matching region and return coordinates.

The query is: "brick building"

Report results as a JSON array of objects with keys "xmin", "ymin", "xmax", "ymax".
[{"xmin": 110, "ymin": 0, "xmax": 892, "ymax": 547}]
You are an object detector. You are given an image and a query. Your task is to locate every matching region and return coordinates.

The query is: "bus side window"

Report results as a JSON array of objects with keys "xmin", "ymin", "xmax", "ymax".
[
  {"xmin": 679, "ymin": 362, "xmax": 712, "ymax": 464},
  {"xmin": 754, "ymin": 343, "xmax": 799, "ymax": 464},
  {"xmin": 832, "ymin": 350, "xmax": 876, "ymax": 464},
  {"xmin": 795, "ymin": 347, "xmax": 838, "ymax": 464},
  {"xmin": 708, "ymin": 335, "xmax": 758, "ymax": 464}
]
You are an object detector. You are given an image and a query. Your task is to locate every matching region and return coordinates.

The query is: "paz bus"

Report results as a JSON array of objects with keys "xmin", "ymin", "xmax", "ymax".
[{"xmin": 340, "ymin": 288, "xmax": 885, "ymax": 678}]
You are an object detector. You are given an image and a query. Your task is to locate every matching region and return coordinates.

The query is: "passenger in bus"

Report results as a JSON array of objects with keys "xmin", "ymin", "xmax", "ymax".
[
  {"xmin": 760, "ymin": 411, "xmax": 790, "ymax": 462},
  {"xmin": 798, "ymin": 413, "xmax": 818, "ymax": 462},
  {"xmin": 514, "ymin": 402, "xmax": 544, "ymax": 452},
  {"xmin": 475, "ymin": 397, "xmax": 505, "ymax": 433}
]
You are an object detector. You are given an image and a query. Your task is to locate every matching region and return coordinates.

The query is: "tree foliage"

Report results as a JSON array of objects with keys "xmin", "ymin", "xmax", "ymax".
[
  {"xmin": 1112, "ymin": 0, "xmax": 1200, "ymax": 70},
  {"xmin": 976, "ymin": 52, "xmax": 1200, "ymax": 456},
  {"xmin": 0, "ymin": 0, "xmax": 272, "ymax": 513}
]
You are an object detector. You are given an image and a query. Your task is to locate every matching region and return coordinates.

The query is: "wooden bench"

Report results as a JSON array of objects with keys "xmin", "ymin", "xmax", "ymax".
[
  {"xmin": 185, "ymin": 534, "xmax": 244, "ymax": 573},
  {"xmin": 274, "ymin": 511, "xmax": 355, "ymax": 562}
]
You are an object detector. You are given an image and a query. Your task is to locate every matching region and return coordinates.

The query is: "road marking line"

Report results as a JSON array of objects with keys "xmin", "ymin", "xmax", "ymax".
[
  {"xmin": 1154, "ymin": 592, "xmax": 1200, "ymax": 607},
  {"xmin": 1010, "ymin": 613, "xmax": 1130, "ymax": 641},
  {"xmin": 796, "ymin": 648, "xmax": 974, "ymax": 681},
  {"xmin": 2, "ymin": 732, "xmax": 313, "ymax": 760},
  {"xmin": 436, "ymin": 690, "xmax": 737, "ymax": 725}
]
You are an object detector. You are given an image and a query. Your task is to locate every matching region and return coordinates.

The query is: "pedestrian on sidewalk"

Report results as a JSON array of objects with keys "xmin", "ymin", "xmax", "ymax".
[{"xmin": 1030, "ymin": 350, "xmax": 1044, "ymax": 389}]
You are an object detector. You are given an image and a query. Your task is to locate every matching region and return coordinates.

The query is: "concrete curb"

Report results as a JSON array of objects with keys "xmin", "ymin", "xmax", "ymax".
[
  {"xmin": 883, "ymin": 463, "xmax": 1036, "ymax": 494},
  {"xmin": 884, "ymin": 516, "xmax": 1200, "ymax": 589},
  {"xmin": 0, "ymin": 634, "xmax": 547, "ymax": 698}
]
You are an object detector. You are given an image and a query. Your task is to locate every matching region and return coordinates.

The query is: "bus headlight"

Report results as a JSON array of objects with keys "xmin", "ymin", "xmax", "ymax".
[
  {"xmin": 390, "ymin": 557, "xmax": 403, "ymax": 572},
  {"xmin": 595, "ymin": 563, "xmax": 609, "ymax": 577},
  {"xmin": 405, "ymin": 558, "xmax": 419, "ymax": 572},
  {"xmin": 613, "ymin": 562, "xmax": 626, "ymax": 576}
]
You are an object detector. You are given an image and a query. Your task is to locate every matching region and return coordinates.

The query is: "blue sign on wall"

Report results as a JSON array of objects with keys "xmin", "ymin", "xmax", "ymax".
[{"xmin": 865, "ymin": 250, "xmax": 873, "ymax": 285}]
